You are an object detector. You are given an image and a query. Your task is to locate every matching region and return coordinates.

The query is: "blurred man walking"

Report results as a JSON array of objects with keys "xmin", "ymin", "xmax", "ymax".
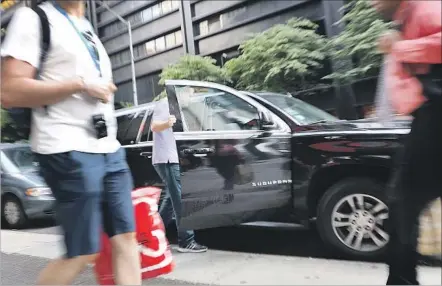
[
  {"xmin": 1, "ymin": 1, "xmax": 141, "ymax": 284},
  {"xmin": 371, "ymin": 0, "xmax": 442, "ymax": 284}
]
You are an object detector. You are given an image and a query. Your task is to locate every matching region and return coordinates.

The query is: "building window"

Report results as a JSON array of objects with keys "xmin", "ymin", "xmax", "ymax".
[
  {"xmin": 197, "ymin": 6, "xmax": 248, "ymax": 37},
  {"xmin": 99, "ymin": 0, "xmax": 180, "ymax": 38},
  {"xmin": 141, "ymin": 7, "xmax": 153, "ymax": 22},
  {"xmin": 165, "ymin": 33, "xmax": 176, "ymax": 48},
  {"xmin": 144, "ymin": 40, "xmax": 156, "ymax": 56},
  {"xmin": 161, "ymin": 0, "xmax": 172, "ymax": 14},
  {"xmin": 198, "ymin": 16, "xmax": 221, "ymax": 36},
  {"xmin": 199, "ymin": 21, "xmax": 208, "ymax": 36},
  {"xmin": 220, "ymin": 6, "xmax": 247, "ymax": 28},
  {"xmin": 175, "ymin": 31, "xmax": 183, "ymax": 45},
  {"xmin": 171, "ymin": 0, "xmax": 180, "ymax": 10},
  {"xmin": 109, "ymin": 30, "xmax": 182, "ymax": 67},
  {"xmin": 151, "ymin": 3, "xmax": 161, "ymax": 18},
  {"xmin": 155, "ymin": 36, "xmax": 166, "ymax": 52}
]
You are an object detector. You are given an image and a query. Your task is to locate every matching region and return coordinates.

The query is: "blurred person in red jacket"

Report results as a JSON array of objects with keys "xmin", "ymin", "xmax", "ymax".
[{"xmin": 371, "ymin": 0, "xmax": 441, "ymax": 285}]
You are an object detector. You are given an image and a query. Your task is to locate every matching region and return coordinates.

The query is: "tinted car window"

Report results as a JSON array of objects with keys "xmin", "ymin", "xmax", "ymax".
[
  {"xmin": 259, "ymin": 93, "xmax": 339, "ymax": 125},
  {"xmin": 174, "ymin": 86, "xmax": 260, "ymax": 131},
  {"xmin": 117, "ymin": 110, "xmax": 146, "ymax": 145}
]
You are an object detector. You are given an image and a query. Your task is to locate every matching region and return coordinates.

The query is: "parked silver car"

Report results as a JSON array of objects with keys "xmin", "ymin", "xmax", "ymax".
[{"xmin": 1, "ymin": 143, "xmax": 55, "ymax": 228}]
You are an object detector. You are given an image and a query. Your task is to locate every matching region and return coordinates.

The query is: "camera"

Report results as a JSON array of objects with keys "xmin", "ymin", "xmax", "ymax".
[{"xmin": 92, "ymin": 114, "xmax": 108, "ymax": 139}]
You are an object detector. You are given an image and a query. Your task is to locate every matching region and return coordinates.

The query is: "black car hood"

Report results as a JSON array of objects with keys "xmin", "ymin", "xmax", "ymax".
[{"xmin": 293, "ymin": 117, "xmax": 412, "ymax": 133}]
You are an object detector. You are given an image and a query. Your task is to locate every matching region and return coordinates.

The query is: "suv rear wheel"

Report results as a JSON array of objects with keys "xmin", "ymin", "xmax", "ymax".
[{"xmin": 317, "ymin": 177, "xmax": 389, "ymax": 259}]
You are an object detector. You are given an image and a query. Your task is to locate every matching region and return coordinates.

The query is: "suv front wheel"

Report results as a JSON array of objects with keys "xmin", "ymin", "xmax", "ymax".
[{"xmin": 316, "ymin": 177, "xmax": 389, "ymax": 260}]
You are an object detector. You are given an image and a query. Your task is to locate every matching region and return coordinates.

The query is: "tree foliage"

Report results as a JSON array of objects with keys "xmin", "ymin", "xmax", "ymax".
[
  {"xmin": 1, "ymin": 108, "xmax": 8, "ymax": 129},
  {"xmin": 1, "ymin": 109, "xmax": 24, "ymax": 143},
  {"xmin": 325, "ymin": 0, "xmax": 391, "ymax": 82},
  {"xmin": 154, "ymin": 55, "xmax": 231, "ymax": 101},
  {"xmin": 224, "ymin": 18, "xmax": 328, "ymax": 92},
  {"xmin": 159, "ymin": 55, "xmax": 231, "ymax": 85}
]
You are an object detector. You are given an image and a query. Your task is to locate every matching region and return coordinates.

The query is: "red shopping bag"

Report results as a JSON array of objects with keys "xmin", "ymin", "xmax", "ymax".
[{"xmin": 94, "ymin": 186, "xmax": 174, "ymax": 285}]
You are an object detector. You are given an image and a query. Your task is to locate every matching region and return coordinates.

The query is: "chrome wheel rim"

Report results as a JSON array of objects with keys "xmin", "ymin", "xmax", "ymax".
[
  {"xmin": 4, "ymin": 201, "xmax": 21, "ymax": 225},
  {"xmin": 331, "ymin": 194, "xmax": 389, "ymax": 252}
]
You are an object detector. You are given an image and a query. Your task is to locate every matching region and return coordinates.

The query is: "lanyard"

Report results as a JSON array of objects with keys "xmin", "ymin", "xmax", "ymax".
[{"xmin": 52, "ymin": 1, "xmax": 101, "ymax": 76}]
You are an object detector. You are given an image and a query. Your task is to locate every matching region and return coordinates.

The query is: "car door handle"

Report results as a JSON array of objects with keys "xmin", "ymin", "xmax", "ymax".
[
  {"xmin": 139, "ymin": 152, "xmax": 152, "ymax": 158},
  {"xmin": 182, "ymin": 148, "xmax": 214, "ymax": 155}
]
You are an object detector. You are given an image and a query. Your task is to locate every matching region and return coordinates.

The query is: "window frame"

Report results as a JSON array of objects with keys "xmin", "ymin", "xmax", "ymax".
[
  {"xmin": 167, "ymin": 82, "xmax": 285, "ymax": 133},
  {"xmin": 138, "ymin": 109, "xmax": 155, "ymax": 143}
]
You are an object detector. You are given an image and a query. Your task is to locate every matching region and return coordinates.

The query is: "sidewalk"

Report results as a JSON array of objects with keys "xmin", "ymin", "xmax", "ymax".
[
  {"xmin": 1, "ymin": 252, "xmax": 203, "ymax": 285},
  {"xmin": 1, "ymin": 230, "xmax": 441, "ymax": 285}
]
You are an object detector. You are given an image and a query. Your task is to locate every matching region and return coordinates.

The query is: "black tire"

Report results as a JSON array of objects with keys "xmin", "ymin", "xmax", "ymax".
[
  {"xmin": 316, "ymin": 177, "xmax": 389, "ymax": 260},
  {"xmin": 2, "ymin": 195, "xmax": 28, "ymax": 229}
]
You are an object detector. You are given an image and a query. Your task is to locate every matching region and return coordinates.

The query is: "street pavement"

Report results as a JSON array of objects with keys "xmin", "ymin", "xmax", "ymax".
[{"xmin": 1, "ymin": 221, "xmax": 441, "ymax": 285}]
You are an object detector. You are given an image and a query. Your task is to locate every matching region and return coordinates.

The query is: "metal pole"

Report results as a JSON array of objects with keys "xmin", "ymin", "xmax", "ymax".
[
  {"xmin": 127, "ymin": 21, "xmax": 137, "ymax": 106},
  {"xmin": 95, "ymin": 1, "xmax": 138, "ymax": 106}
]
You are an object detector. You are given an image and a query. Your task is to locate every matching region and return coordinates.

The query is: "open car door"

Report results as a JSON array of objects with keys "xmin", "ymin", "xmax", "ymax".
[{"xmin": 164, "ymin": 80, "xmax": 293, "ymax": 230}]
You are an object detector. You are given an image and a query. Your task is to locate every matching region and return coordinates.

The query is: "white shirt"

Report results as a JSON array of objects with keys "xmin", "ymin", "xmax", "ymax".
[{"xmin": 1, "ymin": 2, "xmax": 120, "ymax": 154}]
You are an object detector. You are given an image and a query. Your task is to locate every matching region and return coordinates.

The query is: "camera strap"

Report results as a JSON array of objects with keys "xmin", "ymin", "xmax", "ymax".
[{"xmin": 51, "ymin": 1, "xmax": 102, "ymax": 77}]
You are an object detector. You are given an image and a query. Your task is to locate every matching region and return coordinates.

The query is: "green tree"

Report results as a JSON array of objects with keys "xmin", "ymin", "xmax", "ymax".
[
  {"xmin": 1, "ymin": 109, "xmax": 24, "ymax": 143},
  {"xmin": 325, "ymin": 0, "xmax": 391, "ymax": 82},
  {"xmin": 154, "ymin": 54, "xmax": 231, "ymax": 101},
  {"xmin": 224, "ymin": 18, "xmax": 328, "ymax": 92},
  {"xmin": 1, "ymin": 108, "xmax": 8, "ymax": 129},
  {"xmin": 159, "ymin": 54, "xmax": 231, "ymax": 85}
]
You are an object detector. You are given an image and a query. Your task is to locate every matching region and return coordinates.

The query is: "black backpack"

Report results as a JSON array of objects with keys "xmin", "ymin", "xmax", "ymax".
[{"xmin": 5, "ymin": 6, "xmax": 51, "ymax": 140}]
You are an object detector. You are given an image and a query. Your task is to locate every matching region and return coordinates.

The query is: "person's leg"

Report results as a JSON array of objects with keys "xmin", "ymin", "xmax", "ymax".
[
  {"xmin": 154, "ymin": 164, "xmax": 175, "ymax": 228},
  {"xmin": 35, "ymin": 152, "xmax": 105, "ymax": 285},
  {"xmin": 164, "ymin": 163, "xmax": 194, "ymax": 246},
  {"xmin": 386, "ymin": 183, "xmax": 436, "ymax": 285},
  {"xmin": 102, "ymin": 148, "xmax": 141, "ymax": 285},
  {"xmin": 165, "ymin": 163, "xmax": 207, "ymax": 252},
  {"xmin": 387, "ymin": 103, "xmax": 442, "ymax": 285}
]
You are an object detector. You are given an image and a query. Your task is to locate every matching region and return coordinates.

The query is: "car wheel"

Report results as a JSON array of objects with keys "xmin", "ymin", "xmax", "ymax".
[
  {"xmin": 2, "ymin": 195, "xmax": 27, "ymax": 229},
  {"xmin": 317, "ymin": 177, "xmax": 389, "ymax": 259}
]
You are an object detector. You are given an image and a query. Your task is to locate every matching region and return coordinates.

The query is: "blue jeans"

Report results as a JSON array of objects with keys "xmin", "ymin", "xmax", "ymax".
[{"xmin": 154, "ymin": 163, "xmax": 194, "ymax": 247}]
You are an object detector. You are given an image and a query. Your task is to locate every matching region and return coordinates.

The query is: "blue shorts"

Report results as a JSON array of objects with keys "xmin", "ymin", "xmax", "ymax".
[{"xmin": 37, "ymin": 148, "xmax": 135, "ymax": 258}]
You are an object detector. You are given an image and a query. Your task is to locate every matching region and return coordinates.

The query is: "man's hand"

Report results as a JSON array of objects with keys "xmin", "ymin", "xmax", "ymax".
[
  {"xmin": 168, "ymin": 115, "xmax": 177, "ymax": 127},
  {"xmin": 82, "ymin": 78, "xmax": 117, "ymax": 103},
  {"xmin": 151, "ymin": 115, "xmax": 177, "ymax": 133},
  {"xmin": 378, "ymin": 30, "xmax": 402, "ymax": 54}
]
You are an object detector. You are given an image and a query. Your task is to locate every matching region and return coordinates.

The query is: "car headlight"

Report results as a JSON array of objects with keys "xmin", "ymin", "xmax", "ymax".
[{"xmin": 25, "ymin": 187, "xmax": 52, "ymax": 197}]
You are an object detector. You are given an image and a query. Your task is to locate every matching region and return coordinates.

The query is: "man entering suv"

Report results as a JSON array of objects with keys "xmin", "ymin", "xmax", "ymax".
[{"xmin": 151, "ymin": 97, "xmax": 208, "ymax": 253}]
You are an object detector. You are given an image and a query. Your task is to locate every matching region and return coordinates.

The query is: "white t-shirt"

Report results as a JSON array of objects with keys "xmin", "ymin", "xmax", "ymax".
[{"xmin": 1, "ymin": 2, "xmax": 120, "ymax": 154}]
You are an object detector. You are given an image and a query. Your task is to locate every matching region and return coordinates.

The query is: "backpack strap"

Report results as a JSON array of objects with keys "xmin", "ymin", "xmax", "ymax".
[
  {"xmin": 33, "ymin": 6, "xmax": 51, "ymax": 74},
  {"xmin": 32, "ymin": 6, "xmax": 51, "ymax": 113}
]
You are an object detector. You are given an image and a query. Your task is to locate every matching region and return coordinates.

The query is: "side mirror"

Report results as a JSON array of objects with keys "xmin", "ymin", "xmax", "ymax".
[{"xmin": 259, "ymin": 111, "xmax": 276, "ymax": 130}]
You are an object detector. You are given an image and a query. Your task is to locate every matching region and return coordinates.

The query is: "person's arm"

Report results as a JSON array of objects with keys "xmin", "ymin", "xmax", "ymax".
[
  {"xmin": 392, "ymin": 2, "xmax": 442, "ymax": 64},
  {"xmin": 151, "ymin": 101, "xmax": 174, "ymax": 133},
  {"xmin": 0, "ymin": 7, "xmax": 84, "ymax": 108},
  {"xmin": 1, "ymin": 58, "xmax": 85, "ymax": 108},
  {"xmin": 151, "ymin": 119, "xmax": 172, "ymax": 133}
]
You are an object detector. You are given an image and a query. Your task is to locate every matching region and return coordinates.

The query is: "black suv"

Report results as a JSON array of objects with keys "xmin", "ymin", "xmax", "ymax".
[{"xmin": 116, "ymin": 80, "xmax": 410, "ymax": 260}]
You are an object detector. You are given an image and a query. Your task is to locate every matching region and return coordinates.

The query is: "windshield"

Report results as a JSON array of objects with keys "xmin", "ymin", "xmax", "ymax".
[
  {"xmin": 257, "ymin": 93, "xmax": 340, "ymax": 125},
  {"xmin": 1, "ymin": 146, "xmax": 39, "ymax": 173}
]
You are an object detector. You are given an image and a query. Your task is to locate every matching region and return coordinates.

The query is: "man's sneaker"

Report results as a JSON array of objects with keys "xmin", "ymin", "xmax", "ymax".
[{"xmin": 177, "ymin": 242, "xmax": 208, "ymax": 253}]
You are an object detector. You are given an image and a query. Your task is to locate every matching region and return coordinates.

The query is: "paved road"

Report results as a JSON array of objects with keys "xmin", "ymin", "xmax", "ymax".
[{"xmin": 1, "ymin": 220, "xmax": 441, "ymax": 285}]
